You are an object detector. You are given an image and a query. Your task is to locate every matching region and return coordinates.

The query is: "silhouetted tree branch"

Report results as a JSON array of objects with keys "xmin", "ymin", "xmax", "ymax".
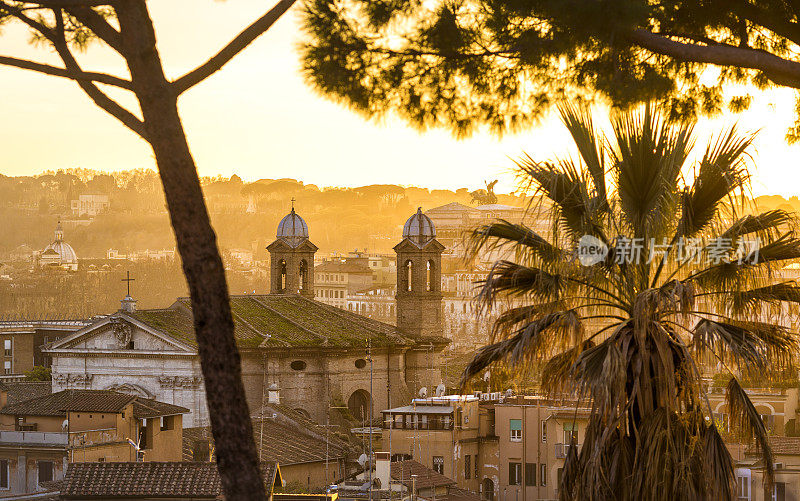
[
  {"xmin": 172, "ymin": 0, "xmax": 297, "ymax": 94},
  {"xmin": 0, "ymin": 1, "xmax": 301, "ymax": 499}
]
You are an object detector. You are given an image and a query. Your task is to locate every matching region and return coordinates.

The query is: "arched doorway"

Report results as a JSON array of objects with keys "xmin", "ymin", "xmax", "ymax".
[
  {"xmin": 482, "ymin": 478, "xmax": 494, "ymax": 501},
  {"xmin": 348, "ymin": 389, "xmax": 372, "ymax": 422}
]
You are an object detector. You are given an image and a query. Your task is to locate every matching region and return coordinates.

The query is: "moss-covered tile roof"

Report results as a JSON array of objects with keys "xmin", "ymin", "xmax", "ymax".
[{"xmin": 128, "ymin": 295, "xmax": 448, "ymax": 350}]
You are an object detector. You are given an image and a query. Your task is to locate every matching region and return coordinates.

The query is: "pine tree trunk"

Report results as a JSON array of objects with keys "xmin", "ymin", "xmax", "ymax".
[{"xmin": 114, "ymin": 3, "xmax": 265, "ymax": 499}]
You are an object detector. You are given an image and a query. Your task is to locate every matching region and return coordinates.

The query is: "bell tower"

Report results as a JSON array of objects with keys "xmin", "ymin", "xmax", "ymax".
[
  {"xmin": 394, "ymin": 208, "xmax": 444, "ymax": 337},
  {"xmin": 267, "ymin": 206, "xmax": 317, "ymax": 298}
]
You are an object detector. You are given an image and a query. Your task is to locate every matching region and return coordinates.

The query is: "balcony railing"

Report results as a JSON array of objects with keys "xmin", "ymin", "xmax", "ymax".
[
  {"xmin": 0, "ymin": 430, "xmax": 68, "ymax": 446},
  {"xmin": 555, "ymin": 442, "xmax": 580, "ymax": 459}
]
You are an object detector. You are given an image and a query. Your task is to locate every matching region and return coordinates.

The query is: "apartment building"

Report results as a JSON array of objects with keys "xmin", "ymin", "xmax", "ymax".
[
  {"xmin": 381, "ymin": 394, "xmax": 591, "ymax": 501},
  {"xmin": 314, "ymin": 260, "xmax": 373, "ymax": 308},
  {"xmin": 0, "ymin": 389, "xmax": 188, "ymax": 496}
]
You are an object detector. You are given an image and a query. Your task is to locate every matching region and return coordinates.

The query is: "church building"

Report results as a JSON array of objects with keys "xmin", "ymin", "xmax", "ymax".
[
  {"xmin": 44, "ymin": 208, "xmax": 449, "ymax": 427},
  {"xmin": 37, "ymin": 221, "xmax": 78, "ymax": 271}
]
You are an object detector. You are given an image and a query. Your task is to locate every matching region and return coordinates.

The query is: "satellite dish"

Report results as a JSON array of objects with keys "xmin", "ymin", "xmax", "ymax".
[
  {"xmin": 505, "ymin": 389, "xmax": 513, "ymax": 397},
  {"xmin": 61, "ymin": 419, "xmax": 69, "ymax": 430},
  {"xmin": 483, "ymin": 370, "xmax": 490, "ymax": 382},
  {"xmin": 418, "ymin": 387, "xmax": 428, "ymax": 398},
  {"xmin": 358, "ymin": 453, "xmax": 368, "ymax": 467},
  {"xmin": 435, "ymin": 383, "xmax": 446, "ymax": 397}
]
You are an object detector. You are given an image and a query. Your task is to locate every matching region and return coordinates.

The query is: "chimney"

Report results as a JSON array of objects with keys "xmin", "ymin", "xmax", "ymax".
[
  {"xmin": 268, "ymin": 383, "xmax": 280, "ymax": 404},
  {"xmin": 120, "ymin": 295, "xmax": 137, "ymax": 313},
  {"xmin": 375, "ymin": 452, "xmax": 391, "ymax": 490}
]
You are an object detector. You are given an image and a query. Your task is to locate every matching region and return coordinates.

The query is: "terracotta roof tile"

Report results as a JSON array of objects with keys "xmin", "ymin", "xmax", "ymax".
[
  {"xmin": 0, "ymin": 381, "xmax": 52, "ymax": 405},
  {"xmin": 1, "ymin": 389, "xmax": 188, "ymax": 418},
  {"xmin": 391, "ymin": 460, "xmax": 456, "ymax": 490},
  {"xmin": 747, "ymin": 436, "xmax": 800, "ymax": 456},
  {"xmin": 183, "ymin": 413, "xmax": 353, "ymax": 466},
  {"xmin": 61, "ymin": 462, "xmax": 222, "ymax": 498}
]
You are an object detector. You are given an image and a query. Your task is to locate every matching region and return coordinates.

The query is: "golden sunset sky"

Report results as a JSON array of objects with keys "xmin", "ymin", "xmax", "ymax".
[{"xmin": 0, "ymin": 1, "xmax": 797, "ymax": 195}]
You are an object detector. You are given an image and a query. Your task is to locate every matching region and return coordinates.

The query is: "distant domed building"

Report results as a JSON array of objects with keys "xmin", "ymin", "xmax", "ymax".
[{"xmin": 38, "ymin": 221, "xmax": 78, "ymax": 271}]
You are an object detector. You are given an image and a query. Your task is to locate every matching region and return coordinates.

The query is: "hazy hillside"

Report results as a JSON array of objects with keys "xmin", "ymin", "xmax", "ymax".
[{"xmin": 0, "ymin": 169, "xmax": 525, "ymax": 258}]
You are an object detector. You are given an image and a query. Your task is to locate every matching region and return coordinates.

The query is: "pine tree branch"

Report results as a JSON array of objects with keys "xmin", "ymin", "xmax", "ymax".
[
  {"xmin": 15, "ymin": 1, "xmax": 113, "ymax": 6},
  {"xmin": 734, "ymin": 3, "xmax": 800, "ymax": 47},
  {"xmin": 628, "ymin": 29, "xmax": 800, "ymax": 88},
  {"xmin": 65, "ymin": 5, "xmax": 122, "ymax": 52},
  {"xmin": 171, "ymin": 0, "xmax": 297, "ymax": 95},
  {"xmin": 0, "ymin": 55, "xmax": 132, "ymax": 88},
  {"xmin": 49, "ymin": 8, "xmax": 146, "ymax": 137}
]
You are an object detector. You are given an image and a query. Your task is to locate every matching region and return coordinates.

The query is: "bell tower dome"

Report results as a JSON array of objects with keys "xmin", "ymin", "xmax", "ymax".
[
  {"xmin": 394, "ymin": 208, "xmax": 444, "ymax": 337},
  {"xmin": 267, "ymin": 206, "xmax": 317, "ymax": 298}
]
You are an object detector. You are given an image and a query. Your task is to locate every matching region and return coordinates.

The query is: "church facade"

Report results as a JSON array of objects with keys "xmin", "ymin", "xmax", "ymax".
[{"xmin": 44, "ymin": 208, "xmax": 450, "ymax": 427}]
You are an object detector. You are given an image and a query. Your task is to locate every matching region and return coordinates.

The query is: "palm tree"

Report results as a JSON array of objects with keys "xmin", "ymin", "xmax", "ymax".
[{"xmin": 462, "ymin": 104, "xmax": 800, "ymax": 500}]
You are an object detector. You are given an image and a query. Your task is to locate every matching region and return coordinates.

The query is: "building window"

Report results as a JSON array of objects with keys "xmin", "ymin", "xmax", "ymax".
[
  {"xmin": 433, "ymin": 456, "xmax": 444, "ymax": 475},
  {"xmin": 3, "ymin": 361, "xmax": 10, "ymax": 375},
  {"xmin": 290, "ymin": 360, "xmax": 307, "ymax": 371},
  {"xmin": 773, "ymin": 481, "xmax": 785, "ymax": 501},
  {"xmin": 525, "ymin": 463, "xmax": 536, "ymax": 486},
  {"xmin": 37, "ymin": 461, "xmax": 54, "ymax": 484},
  {"xmin": 761, "ymin": 414, "xmax": 776, "ymax": 433},
  {"xmin": 510, "ymin": 419, "xmax": 522, "ymax": 442},
  {"xmin": 474, "ymin": 455, "xmax": 479, "ymax": 479},
  {"xmin": 541, "ymin": 421, "xmax": 547, "ymax": 442},
  {"xmin": 160, "ymin": 416, "xmax": 174, "ymax": 431},
  {"xmin": 3, "ymin": 340, "xmax": 10, "ymax": 357},
  {"xmin": 736, "ymin": 475, "xmax": 749, "ymax": 500},
  {"xmin": 0, "ymin": 459, "xmax": 8, "ymax": 489},
  {"xmin": 540, "ymin": 463, "xmax": 547, "ymax": 486},
  {"xmin": 465, "ymin": 455, "xmax": 471, "ymax": 480},
  {"xmin": 563, "ymin": 423, "xmax": 577, "ymax": 444},
  {"xmin": 508, "ymin": 462, "xmax": 521, "ymax": 486}
]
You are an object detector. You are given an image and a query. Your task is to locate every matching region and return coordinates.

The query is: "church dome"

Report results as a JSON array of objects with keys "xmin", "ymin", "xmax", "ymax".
[
  {"xmin": 402, "ymin": 208, "xmax": 436, "ymax": 247},
  {"xmin": 276, "ymin": 207, "xmax": 309, "ymax": 248},
  {"xmin": 42, "ymin": 222, "xmax": 78, "ymax": 269}
]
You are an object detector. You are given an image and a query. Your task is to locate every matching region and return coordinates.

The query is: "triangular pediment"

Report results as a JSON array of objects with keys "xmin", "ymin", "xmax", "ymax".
[
  {"xmin": 267, "ymin": 238, "xmax": 318, "ymax": 252},
  {"xmin": 46, "ymin": 313, "xmax": 195, "ymax": 354},
  {"xmin": 393, "ymin": 238, "xmax": 445, "ymax": 253}
]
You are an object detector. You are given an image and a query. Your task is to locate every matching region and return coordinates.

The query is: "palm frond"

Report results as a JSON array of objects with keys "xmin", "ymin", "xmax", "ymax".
[
  {"xmin": 729, "ymin": 281, "xmax": 800, "ymax": 312},
  {"xmin": 703, "ymin": 424, "xmax": 735, "ymax": 501},
  {"xmin": 692, "ymin": 318, "xmax": 797, "ymax": 369},
  {"xmin": 676, "ymin": 127, "xmax": 752, "ymax": 238},
  {"xmin": 719, "ymin": 209, "xmax": 795, "ymax": 242},
  {"xmin": 468, "ymin": 220, "xmax": 564, "ymax": 264},
  {"xmin": 476, "ymin": 260, "xmax": 566, "ymax": 307},
  {"xmin": 515, "ymin": 157, "xmax": 605, "ymax": 242},
  {"xmin": 612, "ymin": 103, "xmax": 694, "ymax": 239},
  {"xmin": 540, "ymin": 340, "xmax": 595, "ymax": 395},
  {"xmin": 459, "ymin": 310, "xmax": 583, "ymax": 386},
  {"xmin": 490, "ymin": 301, "xmax": 566, "ymax": 339},
  {"xmin": 558, "ymin": 102, "xmax": 607, "ymax": 204},
  {"xmin": 726, "ymin": 377, "xmax": 774, "ymax": 496}
]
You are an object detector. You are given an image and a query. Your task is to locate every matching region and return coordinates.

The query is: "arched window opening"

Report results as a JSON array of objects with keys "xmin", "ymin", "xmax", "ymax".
[
  {"xmin": 403, "ymin": 260, "xmax": 413, "ymax": 292},
  {"xmin": 426, "ymin": 260, "xmax": 434, "ymax": 291},
  {"xmin": 279, "ymin": 259, "xmax": 287, "ymax": 292},
  {"xmin": 348, "ymin": 389, "xmax": 372, "ymax": 422},
  {"xmin": 299, "ymin": 259, "xmax": 308, "ymax": 291}
]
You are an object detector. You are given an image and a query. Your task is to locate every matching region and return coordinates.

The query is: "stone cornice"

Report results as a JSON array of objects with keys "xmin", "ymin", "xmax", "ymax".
[{"xmin": 46, "ymin": 349, "xmax": 197, "ymax": 359}]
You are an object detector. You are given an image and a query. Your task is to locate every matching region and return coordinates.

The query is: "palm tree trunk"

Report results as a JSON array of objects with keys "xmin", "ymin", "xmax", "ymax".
[{"xmin": 114, "ymin": 2, "xmax": 265, "ymax": 499}]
